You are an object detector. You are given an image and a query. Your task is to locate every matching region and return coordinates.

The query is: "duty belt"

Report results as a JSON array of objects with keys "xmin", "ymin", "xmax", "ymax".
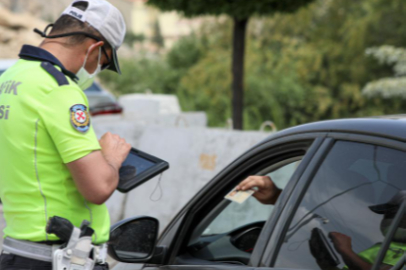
[
  {"xmin": 3, "ymin": 237, "xmax": 56, "ymax": 262},
  {"xmin": 2, "ymin": 237, "xmax": 107, "ymax": 264}
]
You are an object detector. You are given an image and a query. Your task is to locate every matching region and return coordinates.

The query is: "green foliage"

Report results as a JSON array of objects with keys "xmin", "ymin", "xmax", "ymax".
[
  {"xmin": 152, "ymin": 20, "xmax": 165, "ymax": 48},
  {"xmin": 147, "ymin": 0, "xmax": 315, "ymax": 20},
  {"xmin": 242, "ymin": 0, "xmax": 406, "ymax": 122},
  {"xmin": 365, "ymin": 46, "xmax": 406, "ymax": 76},
  {"xmin": 99, "ymin": 35, "xmax": 206, "ymax": 97},
  {"xmin": 123, "ymin": 32, "xmax": 145, "ymax": 46},
  {"xmin": 363, "ymin": 46, "xmax": 406, "ymax": 99},
  {"xmin": 166, "ymin": 34, "xmax": 204, "ymax": 70},
  {"xmin": 177, "ymin": 0, "xmax": 406, "ymax": 128},
  {"xmin": 99, "ymin": 58, "xmax": 179, "ymax": 95},
  {"xmin": 178, "ymin": 50, "xmax": 232, "ymax": 127},
  {"xmin": 148, "ymin": 0, "xmax": 316, "ymax": 130},
  {"xmin": 101, "ymin": 0, "xmax": 406, "ymax": 130}
]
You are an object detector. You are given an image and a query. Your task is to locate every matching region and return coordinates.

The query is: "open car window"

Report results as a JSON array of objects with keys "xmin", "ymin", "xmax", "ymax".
[
  {"xmin": 186, "ymin": 157, "xmax": 302, "ymax": 265},
  {"xmin": 200, "ymin": 158, "xmax": 301, "ymax": 236}
]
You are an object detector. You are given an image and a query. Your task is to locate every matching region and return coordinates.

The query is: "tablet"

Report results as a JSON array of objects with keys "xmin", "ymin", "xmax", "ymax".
[
  {"xmin": 310, "ymin": 228, "xmax": 340, "ymax": 266},
  {"xmin": 117, "ymin": 148, "xmax": 169, "ymax": 193}
]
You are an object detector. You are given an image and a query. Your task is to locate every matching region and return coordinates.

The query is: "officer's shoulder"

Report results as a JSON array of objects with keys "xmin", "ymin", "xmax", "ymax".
[{"xmin": 40, "ymin": 62, "xmax": 69, "ymax": 86}]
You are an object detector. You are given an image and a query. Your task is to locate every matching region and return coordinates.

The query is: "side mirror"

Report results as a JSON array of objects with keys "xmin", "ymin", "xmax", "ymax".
[{"xmin": 108, "ymin": 216, "xmax": 159, "ymax": 263}]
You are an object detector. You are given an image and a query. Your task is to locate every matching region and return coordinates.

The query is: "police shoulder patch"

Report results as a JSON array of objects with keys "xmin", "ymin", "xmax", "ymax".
[{"xmin": 70, "ymin": 104, "xmax": 90, "ymax": 133}]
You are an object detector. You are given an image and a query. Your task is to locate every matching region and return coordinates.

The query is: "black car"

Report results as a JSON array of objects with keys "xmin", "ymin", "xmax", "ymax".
[{"xmin": 109, "ymin": 116, "xmax": 406, "ymax": 270}]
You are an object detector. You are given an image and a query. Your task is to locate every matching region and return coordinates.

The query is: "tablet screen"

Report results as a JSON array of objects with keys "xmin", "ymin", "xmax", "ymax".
[
  {"xmin": 117, "ymin": 148, "xmax": 169, "ymax": 193},
  {"xmin": 120, "ymin": 155, "xmax": 155, "ymax": 177}
]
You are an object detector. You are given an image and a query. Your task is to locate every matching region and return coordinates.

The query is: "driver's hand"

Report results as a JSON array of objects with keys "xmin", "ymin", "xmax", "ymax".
[
  {"xmin": 236, "ymin": 176, "xmax": 281, "ymax": 205},
  {"xmin": 329, "ymin": 232, "xmax": 352, "ymax": 255}
]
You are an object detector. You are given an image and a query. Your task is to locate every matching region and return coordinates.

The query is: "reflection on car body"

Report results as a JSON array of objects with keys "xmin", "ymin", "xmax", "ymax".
[{"xmin": 108, "ymin": 117, "xmax": 406, "ymax": 270}]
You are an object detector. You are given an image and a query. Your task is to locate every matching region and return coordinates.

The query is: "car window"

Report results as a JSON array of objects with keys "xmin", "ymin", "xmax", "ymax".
[
  {"xmin": 201, "ymin": 159, "xmax": 301, "ymax": 236},
  {"xmin": 186, "ymin": 157, "xmax": 302, "ymax": 264},
  {"xmin": 275, "ymin": 141, "xmax": 406, "ymax": 270}
]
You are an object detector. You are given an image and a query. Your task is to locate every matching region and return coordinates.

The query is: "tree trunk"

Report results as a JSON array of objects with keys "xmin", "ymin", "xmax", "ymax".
[{"xmin": 231, "ymin": 17, "xmax": 248, "ymax": 130}]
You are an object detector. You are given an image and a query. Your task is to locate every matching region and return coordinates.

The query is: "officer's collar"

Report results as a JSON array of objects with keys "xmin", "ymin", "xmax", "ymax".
[{"xmin": 19, "ymin": 45, "xmax": 78, "ymax": 81}]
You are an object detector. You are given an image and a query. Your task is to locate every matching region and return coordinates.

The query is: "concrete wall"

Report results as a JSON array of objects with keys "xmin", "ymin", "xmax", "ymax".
[
  {"xmin": 93, "ymin": 94, "xmax": 273, "ymax": 231},
  {"xmin": 119, "ymin": 94, "xmax": 182, "ymax": 115}
]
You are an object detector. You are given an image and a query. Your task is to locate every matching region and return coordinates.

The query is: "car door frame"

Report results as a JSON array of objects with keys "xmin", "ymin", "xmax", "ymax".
[
  {"xmin": 145, "ymin": 132, "xmax": 329, "ymax": 269},
  {"xmin": 261, "ymin": 132, "xmax": 406, "ymax": 268}
]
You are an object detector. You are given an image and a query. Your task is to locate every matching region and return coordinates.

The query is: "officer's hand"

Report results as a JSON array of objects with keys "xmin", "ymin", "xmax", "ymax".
[
  {"xmin": 236, "ymin": 176, "xmax": 282, "ymax": 204},
  {"xmin": 99, "ymin": 132, "xmax": 131, "ymax": 171},
  {"xmin": 329, "ymin": 232, "xmax": 352, "ymax": 255}
]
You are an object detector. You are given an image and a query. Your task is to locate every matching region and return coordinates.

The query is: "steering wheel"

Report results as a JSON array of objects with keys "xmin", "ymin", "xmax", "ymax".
[{"xmin": 187, "ymin": 221, "xmax": 266, "ymax": 265}]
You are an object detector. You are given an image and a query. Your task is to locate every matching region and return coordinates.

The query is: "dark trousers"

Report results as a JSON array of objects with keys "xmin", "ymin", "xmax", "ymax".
[{"xmin": 0, "ymin": 253, "xmax": 109, "ymax": 270}]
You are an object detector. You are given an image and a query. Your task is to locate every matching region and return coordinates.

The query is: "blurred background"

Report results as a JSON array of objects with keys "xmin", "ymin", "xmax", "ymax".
[
  {"xmin": 2, "ymin": 0, "xmax": 406, "ymax": 131},
  {"xmin": 1, "ymin": 0, "xmax": 406, "ymax": 265}
]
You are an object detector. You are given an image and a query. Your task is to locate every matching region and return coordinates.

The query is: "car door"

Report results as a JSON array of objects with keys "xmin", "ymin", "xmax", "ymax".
[
  {"xmin": 261, "ymin": 134, "xmax": 406, "ymax": 270},
  {"xmin": 129, "ymin": 134, "xmax": 328, "ymax": 270}
]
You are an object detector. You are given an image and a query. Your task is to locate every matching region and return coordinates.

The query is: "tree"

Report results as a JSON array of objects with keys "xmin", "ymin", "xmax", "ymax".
[
  {"xmin": 151, "ymin": 19, "xmax": 165, "ymax": 49},
  {"xmin": 362, "ymin": 46, "xmax": 406, "ymax": 99},
  {"xmin": 124, "ymin": 32, "xmax": 145, "ymax": 47},
  {"xmin": 147, "ymin": 0, "xmax": 315, "ymax": 130},
  {"xmin": 101, "ymin": 0, "xmax": 406, "ymax": 129}
]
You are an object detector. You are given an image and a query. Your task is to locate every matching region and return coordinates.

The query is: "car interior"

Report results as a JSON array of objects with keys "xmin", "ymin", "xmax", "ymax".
[{"xmin": 185, "ymin": 157, "xmax": 303, "ymax": 265}]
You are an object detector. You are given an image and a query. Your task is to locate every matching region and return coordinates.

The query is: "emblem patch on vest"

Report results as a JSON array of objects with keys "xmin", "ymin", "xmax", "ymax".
[{"xmin": 70, "ymin": 104, "xmax": 90, "ymax": 133}]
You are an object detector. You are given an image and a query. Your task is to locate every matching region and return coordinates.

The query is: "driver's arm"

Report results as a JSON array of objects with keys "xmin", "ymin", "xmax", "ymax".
[{"xmin": 236, "ymin": 176, "xmax": 282, "ymax": 204}]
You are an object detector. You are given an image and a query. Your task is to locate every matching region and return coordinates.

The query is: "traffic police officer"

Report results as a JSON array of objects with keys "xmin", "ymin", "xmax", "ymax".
[{"xmin": 0, "ymin": 0, "xmax": 130, "ymax": 269}]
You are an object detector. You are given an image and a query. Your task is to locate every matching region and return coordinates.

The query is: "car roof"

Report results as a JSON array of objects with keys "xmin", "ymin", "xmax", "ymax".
[{"xmin": 264, "ymin": 115, "xmax": 406, "ymax": 143}]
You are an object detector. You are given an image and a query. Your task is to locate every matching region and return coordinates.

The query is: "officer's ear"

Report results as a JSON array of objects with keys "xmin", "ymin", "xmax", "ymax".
[
  {"xmin": 86, "ymin": 41, "xmax": 104, "ymax": 62},
  {"xmin": 87, "ymin": 41, "xmax": 103, "ymax": 55}
]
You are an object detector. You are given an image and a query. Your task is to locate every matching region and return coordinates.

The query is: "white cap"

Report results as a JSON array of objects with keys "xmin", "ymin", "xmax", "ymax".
[{"xmin": 61, "ymin": 0, "xmax": 126, "ymax": 74}]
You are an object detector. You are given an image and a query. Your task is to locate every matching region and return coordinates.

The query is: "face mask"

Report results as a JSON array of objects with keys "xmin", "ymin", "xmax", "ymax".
[{"xmin": 76, "ymin": 46, "xmax": 102, "ymax": 90}]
